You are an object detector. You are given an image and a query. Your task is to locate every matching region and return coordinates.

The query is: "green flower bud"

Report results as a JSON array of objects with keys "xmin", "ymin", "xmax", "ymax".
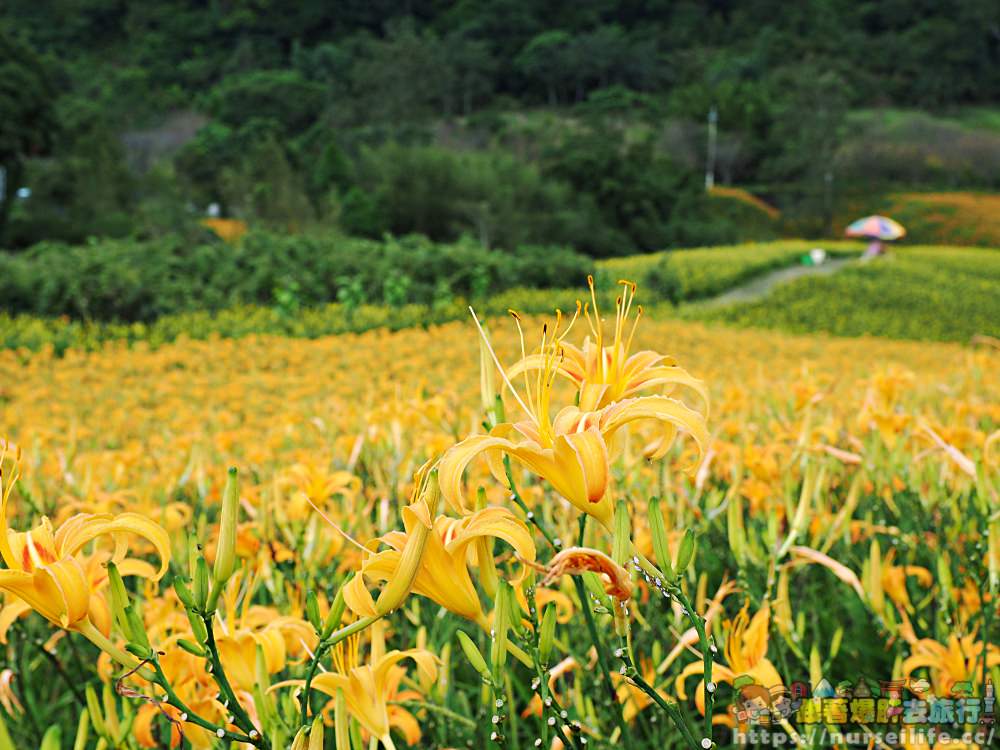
[
  {"xmin": 456, "ymin": 630, "xmax": 490, "ymax": 679},
  {"xmin": 193, "ymin": 556, "xmax": 210, "ymax": 611},
  {"xmin": 675, "ymin": 528, "xmax": 697, "ymax": 575},
  {"xmin": 611, "ymin": 501, "xmax": 631, "ymax": 567},
  {"xmin": 177, "ymin": 639, "xmax": 206, "ymax": 657},
  {"xmin": 648, "ymin": 498, "xmax": 675, "ymax": 581},
  {"xmin": 306, "ymin": 591, "xmax": 321, "ymax": 631},
  {"xmin": 209, "ymin": 467, "xmax": 240, "ymax": 610},
  {"xmin": 538, "ymin": 603, "xmax": 557, "ymax": 665},
  {"xmin": 321, "ymin": 577, "xmax": 350, "ymax": 640},
  {"xmin": 105, "ymin": 562, "xmax": 131, "ymax": 639},
  {"xmin": 173, "ymin": 576, "xmax": 195, "ymax": 609}
]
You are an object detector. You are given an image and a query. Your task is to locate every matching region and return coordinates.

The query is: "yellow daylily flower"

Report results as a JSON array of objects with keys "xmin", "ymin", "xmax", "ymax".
[
  {"xmin": 881, "ymin": 549, "xmax": 933, "ymax": 613},
  {"xmin": 284, "ymin": 628, "xmax": 438, "ymax": 749},
  {"xmin": 676, "ymin": 603, "xmax": 784, "ymax": 726},
  {"xmin": 902, "ymin": 634, "xmax": 1000, "ymax": 696},
  {"xmin": 346, "ymin": 505, "xmax": 535, "ymax": 627},
  {"xmin": 0, "ymin": 450, "xmax": 169, "ymax": 649},
  {"xmin": 439, "ymin": 304, "xmax": 707, "ymax": 525},
  {"xmin": 508, "ymin": 278, "xmax": 710, "ymax": 413}
]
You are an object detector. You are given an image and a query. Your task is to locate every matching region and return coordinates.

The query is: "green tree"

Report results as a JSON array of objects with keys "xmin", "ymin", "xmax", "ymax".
[{"xmin": 0, "ymin": 29, "xmax": 58, "ymax": 245}]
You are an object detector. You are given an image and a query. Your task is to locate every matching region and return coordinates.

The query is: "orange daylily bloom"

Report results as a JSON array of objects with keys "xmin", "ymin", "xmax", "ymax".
[
  {"xmin": 507, "ymin": 279, "xmax": 710, "ymax": 413},
  {"xmin": 0, "ymin": 449, "xmax": 169, "ymax": 653},
  {"xmin": 279, "ymin": 628, "xmax": 438, "ymax": 748},
  {"xmin": 346, "ymin": 504, "xmax": 535, "ymax": 627},
  {"xmin": 440, "ymin": 294, "xmax": 708, "ymax": 527},
  {"xmin": 676, "ymin": 603, "xmax": 784, "ymax": 726},
  {"xmin": 902, "ymin": 634, "xmax": 1000, "ymax": 696}
]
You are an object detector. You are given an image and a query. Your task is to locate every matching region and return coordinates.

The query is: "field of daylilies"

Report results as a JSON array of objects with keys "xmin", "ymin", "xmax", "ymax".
[{"xmin": 1, "ymin": 276, "xmax": 998, "ymax": 750}]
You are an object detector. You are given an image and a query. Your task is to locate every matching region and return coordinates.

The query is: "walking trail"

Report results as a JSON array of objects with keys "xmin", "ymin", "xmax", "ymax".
[{"xmin": 698, "ymin": 257, "xmax": 856, "ymax": 308}]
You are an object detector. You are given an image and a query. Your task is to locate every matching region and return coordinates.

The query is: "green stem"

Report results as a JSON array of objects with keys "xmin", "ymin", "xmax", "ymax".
[
  {"xmin": 574, "ymin": 516, "xmax": 633, "ymax": 750},
  {"xmin": 300, "ymin": 615, "xmax": 379, "ymax": 726},
  {"xmin": 628, "ymin": 669, "xmax": 700, "ymax": 750},
  {"xmin": 150, "ymin": 658, "xmax": 253, "ymax": 744},
  {"xmin": 202, "ymin": 613, "xmax": 268, "ymax": 747},
  {"xmin": 632, "ymin": 548, "xmax": 716, "ymax": 747}
]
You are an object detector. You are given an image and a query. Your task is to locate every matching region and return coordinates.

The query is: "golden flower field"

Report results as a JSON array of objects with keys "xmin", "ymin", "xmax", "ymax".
[{"xmin": 0, "ymin": 282, "xmax": 998, "ymax": 749}]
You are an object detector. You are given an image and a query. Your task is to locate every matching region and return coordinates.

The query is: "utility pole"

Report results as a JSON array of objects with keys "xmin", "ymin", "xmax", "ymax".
[{"xmin": 705, "ymin": 106, "xmax": 718, "ymax": 190}]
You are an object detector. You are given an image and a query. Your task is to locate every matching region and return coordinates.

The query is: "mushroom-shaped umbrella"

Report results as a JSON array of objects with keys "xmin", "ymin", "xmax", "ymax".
[{"xmin": 846, "ymin": 215, "xmax": 905, "ymax": 257}]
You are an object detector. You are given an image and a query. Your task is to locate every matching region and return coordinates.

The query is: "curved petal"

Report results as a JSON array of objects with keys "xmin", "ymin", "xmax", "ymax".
[
  {"xmin": 439, "ymin": 435, "xmax": 519, "ymax": 515},
  {"xmin": 0, "ymin": 598, "xmax": 31, "ymax": 644},
  {"xmin": 446, "ymin": 507, "xmax": 537, "ymax": 566},
  {"xmin": 599, "ymin": 396, "xmax": 709, "ymax": 467}
]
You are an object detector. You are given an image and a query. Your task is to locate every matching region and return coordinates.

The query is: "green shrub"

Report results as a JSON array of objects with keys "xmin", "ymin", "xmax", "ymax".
[
  {"xmin": 0, "ymin": 231, "xmax": 590, "ymax": 323},
  {"xmin": 689, "ymin": 245, "xmax": 1000, "ymax": 342}
]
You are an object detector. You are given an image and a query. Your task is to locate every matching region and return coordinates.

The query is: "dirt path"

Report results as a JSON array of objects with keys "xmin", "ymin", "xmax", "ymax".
[{"xmin": 698, "ymin": 257, "xmax": 856, "ymax": 308}]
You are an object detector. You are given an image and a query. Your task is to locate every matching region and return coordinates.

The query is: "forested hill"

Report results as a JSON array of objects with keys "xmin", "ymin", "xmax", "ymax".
[
  {"xmin": 7, "ymin": 0, "xmax": 999, "ymax": 121},
  {"xmin": 3, "ymin": 1, "xmax": 1000, "ymax": 253}
]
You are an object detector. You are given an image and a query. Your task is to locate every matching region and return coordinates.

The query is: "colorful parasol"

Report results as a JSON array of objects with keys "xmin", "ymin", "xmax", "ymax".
[{"xmin": 845, "ymin": 215, "xmax": 906, "ymax": 240}]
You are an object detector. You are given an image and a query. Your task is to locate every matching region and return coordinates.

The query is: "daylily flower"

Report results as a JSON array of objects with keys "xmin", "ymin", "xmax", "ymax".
[
  {"xmin": 880, "ymin": 549, "xmax": 933, "ymax": 613},
  {"xmin": 346, "ymin": 504, "xmax": 535, "ymax": 627},
  {"xmin": 508, "ymin": 278, "xmax": 710, "ymax": 413},
  {"xmin": 280, "ymin": 627, "xmax": 438, "ymax": 749},
  {"xmin": 0, "ymin": 449, "xmax": 170, "ymax": 654},
  {"xmin": 676, "ymin": 603, "xmax": 784, "ymax": 726},
  {"xmin": 440, "ymin": 308, "xmax": 706, "ymax": 527},
  {"xmin": 902, "ymin": 634, "xmax": 1000, "ymax": 696}
]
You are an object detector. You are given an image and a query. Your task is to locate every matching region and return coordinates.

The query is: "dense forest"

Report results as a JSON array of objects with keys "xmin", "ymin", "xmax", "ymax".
[{"xmin": 3, "ymin": 0, "xmax": 1000, "ymax": 254}]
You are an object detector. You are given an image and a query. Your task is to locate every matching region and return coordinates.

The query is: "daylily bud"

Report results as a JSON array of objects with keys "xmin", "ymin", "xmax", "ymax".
[
  {"xmin": 306, "ymin": 591, "xmax": 321, "ymax": 631},
  {"xmin": 989, "ymin": 516, "xmax": 1000, "ymax": 592},
  {"xmin": 290, "ymin": 727, "xmax": 308, "ymax": 750},
  {"xmin": 177, "ymin": 638, "xmax": 206, "ymax": 657},
  {"xmin": 648, "ymin": 498, "xmax": 676, "ymax": 581},
  {"xmin": 335, "ymin": 688, "xmax": 350, "ymax": 750},
  {"xmin": 373, "ymin": 474, "xmax": 438, "ymax": 615},
  {"xmin": 308, "ymin": 715, "xmax": 324, "ymax": 750},
  {"xmin": 726, "ymin": 486, "xmax": 748, "ymax": 567},
  {"xmin": 456, "ymin": 630, "xmax": 490, "ymax": 678},
  {"xmin": 538, "ymin": 603, "xmax": 557, "ymax": 665},
  {"xmin": 490, "ymin": 582, "xmax": 512, "ymax": 681},
  {"xmin": 809, "ymin": 644, "xmax": 822, "ymax": 689},
  {"xmin": 125, "ymin": 604, "xmax": 150, "ymax": 653},
  {"xmin": 105, "ymin": 563, "xmax": 131, "ymax": 638},
  {"xmin": 0, "ymin": 712, "xmax": 14, "ymax": 750},
  {"xmin": 321, "ymin": 577, "xmax": 349, "ymax": 640},
  {"xmin": 212, "ymin": 467, "xmax": 240, "ymax": 592},
  {"xmin": 85, "ymin": 686, "xmax": 106, "ymax": 738},
  {"xmin": 830, "ymin": 627, "xmax": 844, "ymax": 660},
  {"xmin": 611, "ymin": 501, "xmax": 631, "ymax": 567},
  {"xmin": 479, "ymin": 323, "xmax": 498, "ymax": 423},
  {"xmin": 675, "ymin": 528, "xmax": 696, "ymax": 575},
  {"xmin": 73, "ymin": 708, "xmax": 90, "ymax": 750},
  {"xmin": 193, "ymin": 556, "xmax": 210, "ymax": 611},
  {"xmin": 867, "ymin": 539, "xmax": 885, "ymax": 614},
  {"xmin": 40, "ymin": 726, "xmax": 61, "ymax": 750},
  {"xmin": 173, "ymin": 576, "xmax": 195, "ymax": 609},
  {"xmin": 187, "ymin": 609, "xmax": 209, "ymax": 643},
  {"xmin": 937, "ymin": 553, "xmax": 954, "ymax": 604}
]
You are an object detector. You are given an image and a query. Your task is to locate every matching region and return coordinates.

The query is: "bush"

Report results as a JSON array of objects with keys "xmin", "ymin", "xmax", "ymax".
[
  {"xmin": 689, "ymin": 245, "xmax": 1000, "ymax": 342},
  {"xmin": 0, "ymin": 231, "xmax": 591, "ymax": 322}
]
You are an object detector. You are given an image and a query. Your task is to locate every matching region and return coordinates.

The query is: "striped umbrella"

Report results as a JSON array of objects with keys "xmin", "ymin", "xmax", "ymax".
[{"xmin": 845, "ymin": 215, "xmax": 906, "ymax": 240}]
